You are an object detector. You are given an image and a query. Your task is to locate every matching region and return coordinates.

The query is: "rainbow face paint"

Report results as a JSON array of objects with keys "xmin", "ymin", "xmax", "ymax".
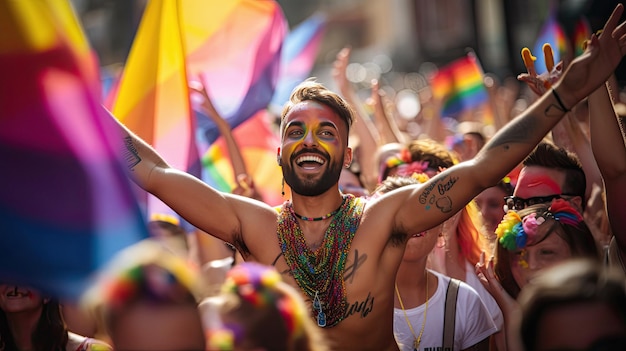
[
  {"xmin": 279, "ymin": 101, "xmax": 348, "ymax": 196},
  {"xmin": 281, "ymin": 101, "xmax": 343, "ymax": 159}
]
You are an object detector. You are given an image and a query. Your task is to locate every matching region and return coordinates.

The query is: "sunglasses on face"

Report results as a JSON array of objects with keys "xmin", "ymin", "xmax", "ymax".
[{"xmin": 503, "ymin": 194, "xmax": 575, "ymax": 211}]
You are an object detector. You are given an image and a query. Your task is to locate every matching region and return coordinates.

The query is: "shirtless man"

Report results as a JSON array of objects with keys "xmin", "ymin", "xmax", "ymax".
[{"xmin": 112, "ymin": 5, "xmax": 626, "ymax": 350}]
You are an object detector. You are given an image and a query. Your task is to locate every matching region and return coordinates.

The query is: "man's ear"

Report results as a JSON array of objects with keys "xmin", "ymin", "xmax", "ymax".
[
  {"xmin": 277, "ymin": 147, "xmax": 282, "ymax": 166},
  {"xmin": 344, "ymin": 147, "xmax": 353, "ymax": 168}
]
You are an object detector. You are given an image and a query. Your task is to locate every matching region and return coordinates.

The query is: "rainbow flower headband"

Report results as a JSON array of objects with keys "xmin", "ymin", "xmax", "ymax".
[
  {"xmin": 221, "ymin": 263, "xmax": 305, "ymax": 344},
  {"xmin": 495, "ymin": 198, "xmax": 583, "ymax": 251},
  {"xmin": 384, "ymin": 149, "xmax": 432, "ymax": 178}
]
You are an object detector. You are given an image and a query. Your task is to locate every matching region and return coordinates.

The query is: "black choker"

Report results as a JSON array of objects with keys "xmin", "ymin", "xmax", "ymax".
[{"xmin": 293, "ymin": 197, "xmax": 346, "ymax": 221}]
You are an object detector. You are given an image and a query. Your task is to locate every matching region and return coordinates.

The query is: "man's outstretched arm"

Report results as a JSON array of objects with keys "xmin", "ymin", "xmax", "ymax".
[
  {"xmin": 106, "ymin": 107, "xmax": 267, "ymax": 244},
  {"xmin": 394, "ymin": 3, "xmax": 626, "ymax": 233}
]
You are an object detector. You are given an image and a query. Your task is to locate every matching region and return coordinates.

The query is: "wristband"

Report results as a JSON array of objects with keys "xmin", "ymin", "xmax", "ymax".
[{"xmin": 551, "ymin": 88, "xmax": 570, "ymax": 112}]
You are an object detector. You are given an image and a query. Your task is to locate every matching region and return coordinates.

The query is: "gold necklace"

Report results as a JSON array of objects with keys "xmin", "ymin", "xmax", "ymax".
[{"xmin": 395, "ymin": 272, "xmax": 429, "ymax": 351}]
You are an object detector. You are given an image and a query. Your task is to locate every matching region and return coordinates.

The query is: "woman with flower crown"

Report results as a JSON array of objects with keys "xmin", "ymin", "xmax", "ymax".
[{"xmin": 476, "ymin": 198, "xmax": 600, "ymax": 350}]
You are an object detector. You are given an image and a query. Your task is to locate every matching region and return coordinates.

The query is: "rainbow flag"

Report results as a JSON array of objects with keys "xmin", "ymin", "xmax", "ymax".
[
  {"xmin": 0, "ymin": 0, "xmax": 147, "ymax": 300},
  {"xmin": 572, "ymin": 16, "xmax": 592, "ymax": 57},
  {"xmin": 202, "ymin": 109, "xmax": 284, "ymax": 206},
  {"xmin": 532, "ymin": 9, "xmax": 568, "ymax": 74},
  {"xmin": 111, "ymin": 0, "xmax": 287, "ymax": 217},
  {"xmin": 111, "ymin": 0, "xmax": 200, "ymax": 218},
  {"xmin": 270, "ymin": 12, "xmax": 327, "ymax": 111},
  {"xmin": 190, "ymin": 0, "xmax": 288, "ymax": 145},
  {"xmin": 429, "ymin": 52, "xmax": 488, "ymax": 118}
]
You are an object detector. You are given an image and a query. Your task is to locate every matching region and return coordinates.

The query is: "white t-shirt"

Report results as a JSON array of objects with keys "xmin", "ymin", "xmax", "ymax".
[
  {"xmin": 464, "ymin": 260, "xmax": 504, "ymax": 331},
  {"xmin": 394, "ymin": 270, "xmax": 498, "ymax": 351}
]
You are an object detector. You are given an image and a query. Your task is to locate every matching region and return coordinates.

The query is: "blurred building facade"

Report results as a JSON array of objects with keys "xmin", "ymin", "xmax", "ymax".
[{"xmin": 72, "ymin": 0, "xmax": 624, "ymax": 84}]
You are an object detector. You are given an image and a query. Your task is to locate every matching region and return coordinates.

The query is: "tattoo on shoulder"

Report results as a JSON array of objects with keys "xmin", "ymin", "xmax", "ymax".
[
  {"xmin": 487, "ymin": 114, "xmax": 537, "ymax": 150},
  {"xmin": 123, "ymin": 136, "xmax": 141, "ymax": 169}
]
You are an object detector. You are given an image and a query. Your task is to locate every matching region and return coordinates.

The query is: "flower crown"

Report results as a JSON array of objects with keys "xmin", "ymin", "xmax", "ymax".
[
  {"xmin": 382, "ymin": 149, "xmax": 432, "ymax": 177},
  {"xmin": 101, "ymin": 244, "xmax": 197, "ymax": 309},
  {"xmin": 411, "ymin": 171, "xmax": 431, "ymax": 184},
  {"xmin": 495, "ymin": 198, "xmax": 583, "ymax": 251},
  {"xmin": 222, "ymin": 263, "xmax": 305, "ymax": 342},
  {"xmin": 385, "ymin": 148, "xmax": 412, "ymax": 169}
]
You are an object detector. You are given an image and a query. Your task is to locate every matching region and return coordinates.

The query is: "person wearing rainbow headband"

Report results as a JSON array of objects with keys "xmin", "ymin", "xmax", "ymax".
[
  {"xmin": 200, "ymin": 262, "xmax": 328, "ymax": 351},
  {"xmin": 493, "ymin": 198, "xmax": 599, "ymax": 300},
  {"xmin": 476, "ymin": 198, "xmax": 600, "ymax": 350}
]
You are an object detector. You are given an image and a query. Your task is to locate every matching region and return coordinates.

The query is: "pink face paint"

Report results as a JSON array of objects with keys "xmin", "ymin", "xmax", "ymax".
[
  {"xmin": 524, "ymin": 175, "xmax": 562, "ymax": 193},
  {"xmin": 515, "ymin": 172, "xmax": 563, "ymax": 198}
]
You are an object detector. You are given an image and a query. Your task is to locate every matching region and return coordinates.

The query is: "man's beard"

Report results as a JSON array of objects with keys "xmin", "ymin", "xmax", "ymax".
[{"xmin": 283, "ymin": 159, "xmax": 343, "ymax": 196}]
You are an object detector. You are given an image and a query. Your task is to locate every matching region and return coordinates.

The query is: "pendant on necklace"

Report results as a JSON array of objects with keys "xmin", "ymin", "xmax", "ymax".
[
  {"xmin": 313, "ymin": 291, "xmax": 321, "ymax": 310},
  {"xmin": 313, "ymin": 291, "xmax": 326, "ymax": 327},
  {"xmin": 317, "ymin": 310, "xmax": 327, "ymax": 327},
  {"xmin": 413, "ymin": 339, "xmax": 419, "ymax": 351}
]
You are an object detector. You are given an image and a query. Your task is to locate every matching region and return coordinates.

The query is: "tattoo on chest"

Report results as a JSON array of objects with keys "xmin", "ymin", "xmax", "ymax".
[
  {"xmin": 123, "ymin": 136, "xmax": 141, "ymax": 169},
  {"xmin": 343, "ymin": 250, "xmax": 367, "ymax": 283},
  {"xmin": 343, "ymin": 292, "xmax": 374, "ymax": 319},
  {"xmin": 272, "ymin": 249, "xmax": 374, "ymax": 320},
  {"xmin": 272, "ymin": 252, "xmax": 292, "ymax": 276}
]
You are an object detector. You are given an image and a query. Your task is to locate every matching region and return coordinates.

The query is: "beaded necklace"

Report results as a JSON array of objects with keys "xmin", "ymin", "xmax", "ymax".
[
  {"xmin": 277, "ymin": 194, "xmax": 365, "ymax": 328},
  {"xmin": 293, "ymin": 196, "xmax": 346, "ymax": 221}
]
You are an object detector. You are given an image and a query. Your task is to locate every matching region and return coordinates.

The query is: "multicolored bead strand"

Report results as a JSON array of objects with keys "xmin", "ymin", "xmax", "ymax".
[{"xmin": 277, "ymin": 194, "xmax": 365, "ymax": 327}]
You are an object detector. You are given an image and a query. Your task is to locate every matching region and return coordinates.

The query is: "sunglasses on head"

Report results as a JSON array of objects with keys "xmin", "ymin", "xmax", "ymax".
[{"xmin": 503, "ymin": 194, "xmax": 576, "ymax": 211}]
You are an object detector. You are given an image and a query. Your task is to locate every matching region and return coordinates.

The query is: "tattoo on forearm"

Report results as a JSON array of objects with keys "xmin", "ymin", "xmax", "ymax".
[
  {"xmin": 545, "ymin": 103, "xmax": 567, "ymax": 116},
  {"xmin": 344, "ymin": 250, "xmax": 367, "ymax": 284},
  {"xmin": 343, "ymin": 292, "xmax": 374, "ymax": 319},
  {"xmin": 123, "ymin": 136, "xmax": 141, "ymax": 169},
  {"xmin": 487, "ymin": 114, "xmax": 538, "ymax": 150}
]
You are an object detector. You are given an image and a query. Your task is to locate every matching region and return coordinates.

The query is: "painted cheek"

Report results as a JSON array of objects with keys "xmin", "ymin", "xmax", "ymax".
[
  {"xmin": 282, "ymin": 131, "xmax": 305, "ymax": 155},
  {"xmin": 316, "ymin": 138, "xmax": 336, "ymax": 155},
  {"xmin": 283, "ymin": 142, "xmax": 299, "ymax": 156}
]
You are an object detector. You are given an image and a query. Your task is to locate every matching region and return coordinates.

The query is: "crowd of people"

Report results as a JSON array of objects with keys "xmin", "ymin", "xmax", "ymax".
[{"xmin": 4, "ymin": 3, "xmax": 626, "ymax": 351}]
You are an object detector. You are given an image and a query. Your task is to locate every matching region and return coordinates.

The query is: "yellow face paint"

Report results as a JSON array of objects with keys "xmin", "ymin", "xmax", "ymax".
[
  {"xmin": 281, "ymin": 101, "xmax": 344, "ymax": 163},
  {"xmin": 518, "ymin": 249, "xmax": 529, "ymax": 269}
]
